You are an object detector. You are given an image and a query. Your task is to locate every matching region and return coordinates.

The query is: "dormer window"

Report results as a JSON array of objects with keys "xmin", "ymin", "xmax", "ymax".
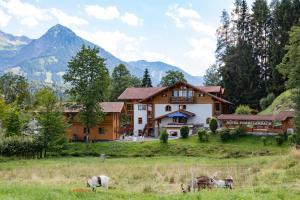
[{"xmin": 165, "ymin": 105, "xmax": 172, "ymax": 112}]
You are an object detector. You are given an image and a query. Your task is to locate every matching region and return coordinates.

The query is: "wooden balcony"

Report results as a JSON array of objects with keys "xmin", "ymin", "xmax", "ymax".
[{"xmin": 170, "ymin": 96, "xmax": 194, "ymax": 104}]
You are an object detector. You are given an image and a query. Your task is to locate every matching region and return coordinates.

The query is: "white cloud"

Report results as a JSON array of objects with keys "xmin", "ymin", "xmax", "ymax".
[
  {"xmin": 0, "ymin": 9, "xmax": 11, "ymax": 27},
  {"xmin": 121, "ymin": 12, "xmax": 143, "ymax": 26},
  {"xmin": 20, "ymin": 17, "xmax": 39, "ymax": 27},
  {"xmin": 74, "ymin": 29, "xmax": 145, "ymax": 61},
  {"xmin": 0, "ymin": 0, "xmax": 51, "ymax": 26},
  {"xmin": 166, "ymin": 4, "xmax": 216, "ymax": 36},
  {"xmin": 49, "ymin": 8, "xmax": 88, "ymax": 28},
  {"xmin": 182, "ymin": 37, "xmax": 216, "ymax": 75},
  {"xmin": 85, "ymin": 5, "xmax": 119, "ymax": 20}
]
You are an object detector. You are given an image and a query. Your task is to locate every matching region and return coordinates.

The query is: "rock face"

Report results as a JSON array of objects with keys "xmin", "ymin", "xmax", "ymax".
[{"xmin": 0, "ymin": 24, "xmax": 203, "ymax": 86}]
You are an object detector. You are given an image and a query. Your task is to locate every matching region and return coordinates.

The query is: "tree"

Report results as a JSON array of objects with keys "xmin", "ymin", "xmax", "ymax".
[
  {"xmin": 277, "ymin": 26, "xmax": 300, "ymax": 145},
  {"xmin": 250, "ymin": 0, "xmax": 271, "ymax": 93},
  {"xmin": 130, "ymin": 75, "xmax": 142, "ymax": 87},
  {"xmin": 209, "ymin": 118, "xmax": 218, "ymax": 134},
  {"xmin": 111, "ymin": 64, "xmax": 132, "ymax": 101},
  {"xmin": 268, "ymin": 0, "xmax": 300, "ymax": 95},
  {"xmin": 63, "ymin": 45, "xmax": 110, "ymax": 143},
  {"xmin": 35, "ymin": 88, "xmax": 68, "ymax": 157},
  {"xmin": 160, "ymin": 70, "xmax": 186, "ymax": 87},
  {"xmin": 0, "ymin": 72, "xmax": 30, "ymax": 106},
  {"xmin": 180, "ymin": 126, "xmax": 189, "ymax": 139},
  {"xmin": 235, "ymin": 105, "xmax": 251, "ymax": 114},
  {"xmin": 2, "ymin": 107, "xmax": 22, "ymax": 136},
  {"xmin": 142, "ymin": 68, "xmax": 152, "ymax": 87},
  {"xmin": 204, "ymin": 64, "xmax": 221, "ymax": 86}
]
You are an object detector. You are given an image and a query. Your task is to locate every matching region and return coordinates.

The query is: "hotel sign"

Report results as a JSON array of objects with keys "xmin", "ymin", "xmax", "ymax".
[{"xmin": 226, "ymin": 120, "xmax": 272, "ymax": 126}]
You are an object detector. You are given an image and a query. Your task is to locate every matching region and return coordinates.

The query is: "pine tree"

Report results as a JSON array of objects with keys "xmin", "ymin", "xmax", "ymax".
[
  {"xmin": 250, "ymin": 0, "xmax": 271, "ymax": 93},
  {"xmin": 204, "ymin": 64, "xmax": 221, "ymax": 86},
  {"xmin": 141, "ymin": 68, "xmax": 152, "ymax": 87}
]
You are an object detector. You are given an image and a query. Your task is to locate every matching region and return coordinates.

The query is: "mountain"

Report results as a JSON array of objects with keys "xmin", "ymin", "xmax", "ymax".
[{"xmin": 0, "ymin": 24, "xmax": 203, "ymax": 86}]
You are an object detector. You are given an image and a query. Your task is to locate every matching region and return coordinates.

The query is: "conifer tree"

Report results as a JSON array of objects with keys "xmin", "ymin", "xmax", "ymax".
[{"xmin": 141, "ymin": 68, "xmax": 152, "ymax": 87}]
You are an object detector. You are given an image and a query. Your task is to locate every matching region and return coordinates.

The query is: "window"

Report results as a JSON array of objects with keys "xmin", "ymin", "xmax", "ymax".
[
  {"xmin": 138, "ymin": 117, "xmax": 143, "ymax": 124},
  {"xmin": 83, "ymin": 127, "xmax": 89, "ymax": 134},
  {"xmin": 172, "ymin": 90, "xmax": 178, "ymax": 97},
  {"xmin": 182, "ymin": 90, "xmax": 187, "ymax": 97},
  {"xmin": 179, "ymin": 118, "xmax": 187, "ymax": 123},
  {"xmin": 138, "ymin": 105, "xmax": 146, "ymax": 110},
  {"xmin": 172, "ymin": 118, "xmax": 177, "ymax": 123},
  {"xmin": 127, "ymin": 104, "xmax": 133, "ymax": 111},
  {"xmin": 179, "ymin": 105, "xmax": 186, "ymax": 110},
  {"xmin": 98, "ymin": 127, "xmax": 105, "ymax": 134},
  {"xmin": 188, "ymin": 90, "xmax": 193, "ymax": 97},
  {"xmin": 215, "ymin": 103, "xmax": 220, "ymax": 111},
  {"xmin": 138, "ymin": 129, "xmax": 143, "ymax": 134},
  {"xmin": 165, "ymin": 105, "xmax": 172, "ymax": 112}
]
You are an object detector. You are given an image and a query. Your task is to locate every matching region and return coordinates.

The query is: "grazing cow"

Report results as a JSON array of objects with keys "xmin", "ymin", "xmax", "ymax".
[
  {"xmin": 212, "ymin": 176, "xmax": 233, "ymax": 189},
  {"xmin": 87, "ymin": 175, "xmax": 109, "ymax": 192},
  {"xmin": 181, "ymin": 176, "xmax": 213, "ymax": 193}
]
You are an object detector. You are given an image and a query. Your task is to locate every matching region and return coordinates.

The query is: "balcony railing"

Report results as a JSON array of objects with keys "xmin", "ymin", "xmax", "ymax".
[{"xmin": 170, "ymin": 96, "xmax": 194, "ymax": 103}]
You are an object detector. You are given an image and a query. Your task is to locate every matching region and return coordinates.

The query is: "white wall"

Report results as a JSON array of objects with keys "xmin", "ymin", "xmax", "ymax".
[
  {"xmin": 133, "ymin": 104, "xmax": 147, "ymax": 136},
  {"xmin": 154, "ymin": 104, "xmax": 212, "ymax": 128}
]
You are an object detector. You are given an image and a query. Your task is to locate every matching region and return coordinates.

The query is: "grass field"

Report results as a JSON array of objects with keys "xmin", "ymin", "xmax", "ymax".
[
  {"xmin": 0, "ymin": 151, "xmax": 299, "ymax": 200},
  {"xmin": 63, "ymin": 134, "xmax": 289, "ymax": 158}
]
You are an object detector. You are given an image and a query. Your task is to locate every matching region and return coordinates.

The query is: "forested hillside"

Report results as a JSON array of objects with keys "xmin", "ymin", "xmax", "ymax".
[{"xmin": 204, "ymin": 0, "xmax": 300, "ymax": 110}]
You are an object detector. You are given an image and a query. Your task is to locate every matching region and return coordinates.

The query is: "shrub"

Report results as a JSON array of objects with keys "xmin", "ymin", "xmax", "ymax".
[
  {"xmin": 261, "ymin": 136, "xmax": 267, "ymax": 146},
  {"xmin": 235, "ymin": 105, "xmax": 251, "ymax": 115},
  {"xmin": 275, "ymin": 135, "xmax": 284, "ymax": 146},
  {"xmin": 160, "ymin": 129, "xmax": 169, "ymax": 144},
  {"xmin": 219, "ymin": 129, "xmax": 230, "ymax": 142},
  {"xmin": 180, "ymin": 126, "xmax": 189, "ymax": 139},
  {"xmin": 209, "ymin": 118, "xmax": 218, "ymax": 134},
  {"xmin": 260, "ymin": 93, "xmax": 275, "ymax": 110},
  {"xmin": 288, "ymin": 134, "xmax": 297, "ymax": 145},
  {"xmin": 198, "ymin": 129, "xmax": 207, "ymax": 142},
  {"xmin": 204, "ymin": 131, "xmax": 210, "ymax": 142}
]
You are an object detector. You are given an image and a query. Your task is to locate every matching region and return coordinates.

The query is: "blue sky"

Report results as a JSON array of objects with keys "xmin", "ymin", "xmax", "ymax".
[{"xmin": 0, "ymin": 0, "xmax": 256, "ymax": 76}]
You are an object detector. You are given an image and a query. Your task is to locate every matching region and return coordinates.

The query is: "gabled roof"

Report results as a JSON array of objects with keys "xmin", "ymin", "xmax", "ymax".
[
  {"xmin": 217, "ymin": 111, "xmax": 295, "ymax": 121},
  {"xmin": 155, "ymin": 109, "xmax": 195, "ymax": 120},
  {"xmin": 118, "ymin": 87, "xmax": 165, "ymax": 100},
  {"xmin": 139, "ymin": 82, "xmax": 233, "ymax": 104},
  {"xmin": 64, "ymin": 102, "xmax": 124, "ymax": 113},
  {"xmin": 197, "ymin": 86, "xmax": 222, "ymax": 94}
]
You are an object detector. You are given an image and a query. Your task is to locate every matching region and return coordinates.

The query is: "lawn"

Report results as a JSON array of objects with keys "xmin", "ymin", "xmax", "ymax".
[
  {"xmin": 63, "ymin": 134, "xmax": 289, "ymax": 158},
  {"xmin": 0, "ymin": 151, "xmax": 299, "ymax": 200}
]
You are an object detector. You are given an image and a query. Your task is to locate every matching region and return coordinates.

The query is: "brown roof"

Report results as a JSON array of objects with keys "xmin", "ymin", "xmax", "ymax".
[
  {"xmin": 197, "ymin": 86, "xmax": 222, "ymax": 93},
  {"xmin": 218, "ymin": 111, "xmax": 294, "ymax": 121},
  {"xmin": 118, "ymin": 87, "xmax": 165, "ymax": 100},
  {"xmin": 139, "ymin": 82, "xmax": 232, "ymax": 104},
  {"xmin": 64, "ymin": 102, "xmax": 124, "ymax": 113},
  {"xmin": 118, "ymin": 85, "xmax": 225, "ymax": 100}
]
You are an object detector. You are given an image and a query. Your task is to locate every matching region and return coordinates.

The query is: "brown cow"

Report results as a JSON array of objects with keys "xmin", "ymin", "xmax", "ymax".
[{"xmin": 181, "ymin": 176, "xmax": 213, "ymax": 193}]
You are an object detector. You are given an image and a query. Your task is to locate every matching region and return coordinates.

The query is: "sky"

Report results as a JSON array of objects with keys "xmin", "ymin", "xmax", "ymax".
[{"xmin": 0, "ymin": 0, "xmax": 256, "ymax": 76}]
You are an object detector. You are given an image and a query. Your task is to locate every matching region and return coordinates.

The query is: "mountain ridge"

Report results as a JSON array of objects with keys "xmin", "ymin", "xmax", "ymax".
[{"xmin": 0, "ymin": 24, "xmax": 203, "ymax": 86}]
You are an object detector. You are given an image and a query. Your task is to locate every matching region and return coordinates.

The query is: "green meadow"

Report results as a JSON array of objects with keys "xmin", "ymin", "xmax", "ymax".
[{"xmin": 0, "ymin": 135, "xmax": 299, "ymax": 200}]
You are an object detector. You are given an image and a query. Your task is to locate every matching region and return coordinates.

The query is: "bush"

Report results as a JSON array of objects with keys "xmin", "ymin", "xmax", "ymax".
[
  {"xmin": 235, "ymin": 105, "xmax": 251, "ymax": 115},
  {"xmin": 209, "ymin": 118, "xmax": 218, "ymax": 134},
  {"xmin": 160, "ymin": 129, "xmax": 169, "ymax": 144},
  {"xmin": 275, "ymin": 135, "xmax": 284, "ymax": 146},
  {"xmin": 288, "ymin": 134, "xmax": 297, "ymax": 145},
  {"xmin": 261, "ymin": 136, "xmax": 267, "ymax": 146},
  {"xmin": 180, "ymin": 126, "xmax": 189, "ymax": 139},
  {"xmin": 198, "ymin": 129, "xmax": 207, "ymax": 142},
  {"xmin": 0, "ymin": 135, "xmax": 43, "ymax": 157},
  {"xmin": 219, "ymin": 129, "xmax": 230, "ymax": 142},
  {"xmin": 260, "ymin": 93, "xmax": 275, "ymax": 110}
]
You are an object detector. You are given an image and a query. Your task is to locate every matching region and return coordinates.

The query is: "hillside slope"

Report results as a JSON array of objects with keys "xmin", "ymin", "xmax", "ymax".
[{"xmin": 259, "ymin": 89, "xmax": 295, "ymax": 115}]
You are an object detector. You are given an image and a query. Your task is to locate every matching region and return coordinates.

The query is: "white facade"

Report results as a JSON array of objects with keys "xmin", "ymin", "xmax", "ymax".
[
  {"xmin": 133, "ymin": 104, "xmax": 147, "ymax": 136},
  {"xmin": 154, "ymin": 104, "xmax": 212, "ymax": 128},
  {"xmin": 133, "ymin": 103, "xmax": 213, "ymax": 137}
]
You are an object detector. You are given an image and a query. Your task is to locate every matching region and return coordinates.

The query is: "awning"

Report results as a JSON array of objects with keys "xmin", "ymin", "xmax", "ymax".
[
  {"xmin": 168, "ymin": 111, "xmax": 189, "ymax": 118},
  {"xmin": 156, "ymin": 110, "xmax": 195, "ymax": 120}
]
